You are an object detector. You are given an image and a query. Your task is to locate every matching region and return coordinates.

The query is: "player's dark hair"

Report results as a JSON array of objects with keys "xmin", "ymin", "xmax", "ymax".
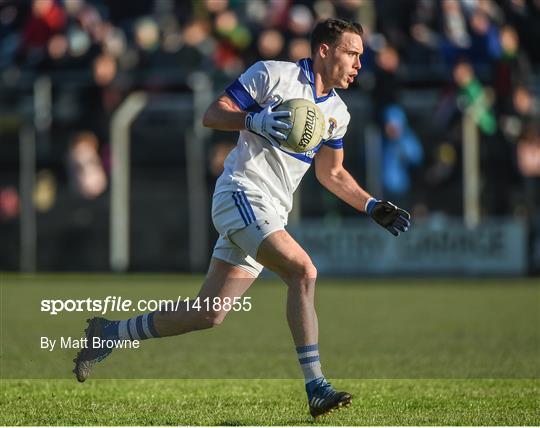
[{"xmin": 310, "ymin": 18, "xmax": 363, "ymax": 54}]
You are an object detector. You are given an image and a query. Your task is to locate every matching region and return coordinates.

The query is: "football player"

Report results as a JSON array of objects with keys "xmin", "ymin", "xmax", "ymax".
[{"xmin": 74, "ymin": 18, "xmax": 410, "ymax": 418}]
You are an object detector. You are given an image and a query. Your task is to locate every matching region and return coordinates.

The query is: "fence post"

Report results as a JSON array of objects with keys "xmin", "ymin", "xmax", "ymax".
[
  {"xmin": 110, "ymin": 92, "xmax": 148, "ymax": 272},
  {"xmin": 462, "ymin": 111, "xmax": 480, "ymax": 228},
  {"xmin": 186, "ymin": 72, "xmax": 212, "ymax": 272},
  {"xmin": 19, "ymin": 125, "xmax": 36, "ymax": 272}
]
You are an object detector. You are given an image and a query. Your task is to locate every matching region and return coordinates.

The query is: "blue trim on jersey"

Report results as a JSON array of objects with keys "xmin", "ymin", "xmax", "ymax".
[
  {"xmin": 147, "ymin": 312, "xmax": 160, "ymax": 338},
  {"xmin": 298, "ymin": 58, "xmax": 336, "ymax": 104},
  {"xmin": 240, "ymin": 191, "xmax": 256, "ymax": 222},
  {"xmin": 135, "ymin": 315, "xmax": 147, "ymax": 340},
  {"xmin": 322, "ymin": 138, "xmax": 344, "ymax": 149},
  {"xmin": 225, "ymin": 79, "xmax": 263, "ymax": 112},
  {"xmin": 232, "ymin": 192, "xmax": 250, "ymax": 226},
  {"xmin": 296, "ymin": 344, "xmax": 319, "ymax": 353},
  {"xmin": 281, "ymin": 150, "xmax": 314, "ymax": 164},
  {"xmin": 279, "ymin": 141, "xmax": 323, "ymax": 164}
]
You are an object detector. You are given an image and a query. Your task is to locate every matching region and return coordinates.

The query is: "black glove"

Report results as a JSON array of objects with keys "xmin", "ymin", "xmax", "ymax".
[{"xmin": 366, "ymin": 198, "xmax": 411, "ymax": 237}]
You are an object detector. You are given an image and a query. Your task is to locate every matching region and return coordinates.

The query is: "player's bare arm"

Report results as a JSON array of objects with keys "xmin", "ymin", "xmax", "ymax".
[
  {"xmin": 314, "ymin": 144, "xmax": 371, "ymax": 212},
  {"xmin": 315, "ymin": 145, "xmax": 411, "ymax": 236},
  {"xmin": 202, "ymin": 94, "xmax": 247, "ymax": 131}
]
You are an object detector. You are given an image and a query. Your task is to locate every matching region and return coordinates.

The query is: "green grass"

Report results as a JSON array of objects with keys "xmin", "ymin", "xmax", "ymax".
[
  {"xmin": 1, "ymin": 274, "xmax": 539, "ymax": 425},
  {"xmin": 1, "ymin": 379, "xmax": 538, "ymax": 425}
]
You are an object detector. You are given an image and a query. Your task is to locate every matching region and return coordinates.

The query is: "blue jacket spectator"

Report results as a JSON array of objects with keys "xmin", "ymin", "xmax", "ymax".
[{"xmin": 381, "ymin": 105, "xmax": 424, "ymax": 197}]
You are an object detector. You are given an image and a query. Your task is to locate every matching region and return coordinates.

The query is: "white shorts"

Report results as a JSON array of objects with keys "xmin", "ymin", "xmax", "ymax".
[{"xmin": 211, "ymin": 189, "xmax": 285, "ymax": 277}]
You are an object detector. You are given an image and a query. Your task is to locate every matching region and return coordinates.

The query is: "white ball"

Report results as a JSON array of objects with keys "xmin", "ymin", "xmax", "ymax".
[{"xmin": 275, "ymin": 98, "xmax": 326, "ymax": 153}]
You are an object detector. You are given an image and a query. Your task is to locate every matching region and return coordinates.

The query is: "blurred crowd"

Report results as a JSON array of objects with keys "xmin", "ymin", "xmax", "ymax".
[
  {"xmin": 2, "ymin": 0, "xmax": 540, "ymax": 75},
  {"xmin": 0, "ymin": 0, "xmax": 539, "ymax": 223}
]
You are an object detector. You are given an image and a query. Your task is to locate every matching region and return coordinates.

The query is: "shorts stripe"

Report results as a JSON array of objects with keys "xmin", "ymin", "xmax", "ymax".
[
  {"xmin": 240, "ymin": 191, "xmax": 256, "ymax": 222},
  {"xmin": 232, "ymin": 192, "xmax": 249, "ymax": 226},
  {"xmin": 237, "ymin": 191, "xmax": 255, "ymax": 223}
]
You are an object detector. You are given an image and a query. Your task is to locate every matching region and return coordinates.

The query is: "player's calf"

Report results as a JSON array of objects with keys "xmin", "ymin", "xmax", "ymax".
[
  {"xmin": 153, "ymin": 304, "xmax": 229, "ymax": 334},
  {"xmin": 185, "ymin": 307, "xmax": 228, "ymax": 330}
]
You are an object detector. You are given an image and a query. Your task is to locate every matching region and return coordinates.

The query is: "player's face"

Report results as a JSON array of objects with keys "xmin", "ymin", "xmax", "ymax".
[{"xmin": 324, "ymin": 32, "xmax": 363, "ymax": 89}]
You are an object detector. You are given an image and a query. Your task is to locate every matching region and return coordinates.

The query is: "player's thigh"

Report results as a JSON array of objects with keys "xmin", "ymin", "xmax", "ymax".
[
  {"xmin": 256, "ymin": 229, "xmax": 316, "ymax": 280},
  {"xmin": 196, "ymin": 257, "xmax": 257, "ymax": 301}
]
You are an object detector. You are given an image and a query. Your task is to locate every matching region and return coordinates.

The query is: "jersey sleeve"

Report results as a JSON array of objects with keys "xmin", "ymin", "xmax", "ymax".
[
  {"xmin": 322, "ymin": 109, "xmax": 350, "ymax": 150},
  {"xmin": 225, "ymin": 61, "xmax": 272, "ymax": 112}
]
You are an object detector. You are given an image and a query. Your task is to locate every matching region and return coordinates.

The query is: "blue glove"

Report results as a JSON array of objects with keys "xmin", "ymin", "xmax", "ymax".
[{"xmin": 366, "ymin": 198, "xmax": 411, "ymax": 237}]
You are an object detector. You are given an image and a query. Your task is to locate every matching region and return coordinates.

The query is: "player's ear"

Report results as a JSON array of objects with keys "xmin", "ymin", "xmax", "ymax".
[{"xmin": 319, "ymin": 43, "xmax": 330, "ymax": 58}]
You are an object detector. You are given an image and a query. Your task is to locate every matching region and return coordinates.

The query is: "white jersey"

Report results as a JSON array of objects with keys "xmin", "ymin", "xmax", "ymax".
[{"xmin": 214, "ymin": 58, "xmax": 351, "ymax": 222}]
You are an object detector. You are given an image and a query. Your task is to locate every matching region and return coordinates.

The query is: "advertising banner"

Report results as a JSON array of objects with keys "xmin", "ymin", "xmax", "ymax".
[{"xmin": 289, "ymin": 218, "xmax": 527, "ymax": 275}]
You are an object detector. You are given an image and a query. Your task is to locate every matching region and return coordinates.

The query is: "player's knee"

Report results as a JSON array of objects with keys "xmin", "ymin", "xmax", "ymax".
[
  {"xmin": 294, "ymin": 259, "xmax": 317, "ymax": 281},
  {"xmin": 283, "ymin": 259, "xmax": 317, "ymax": 287},
  {"xmin": 303, "ymin": 262, "xmax": 317, "ymax": 280}
]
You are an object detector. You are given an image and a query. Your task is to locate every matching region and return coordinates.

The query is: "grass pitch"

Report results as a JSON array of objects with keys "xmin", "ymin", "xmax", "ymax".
[
  {"xmin": 1, "ymin": 274, "xmax": 538, "ymax": 425},
  {"xmin": 1, "ymin": 379, "xmax": 538, "ymax": 425}
]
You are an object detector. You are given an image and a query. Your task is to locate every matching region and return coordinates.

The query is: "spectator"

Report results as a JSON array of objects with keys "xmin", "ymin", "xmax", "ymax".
[
  {"xmin": 288, "ymin": 37, "xmax": 311, "ymax": 61},
  {"xmin": 373, "ymin": 44, "xmax": 401, "ymax": 125},
  {"xmin": 453, "ymin": 60, "xmax": 496, "ymax": 136},
  {"xmin": 516, "ymin": 123, "xmax": 540, "ymax": 270},
  {"xmin": 34, "ymin": 169, "xmax": 57, "ymax": 212},
  {"xmin": 0, "ymin": 0, "xmax": 538, "ymax": 229},
  {"xmin": 439, "ymin": 0, "xmax": 470, "ymax": 65},
  {"xmin": 500, "ymin": 86, "xmax": 540, "ymax": 143},
  {"xmin": 467, "ymin": 8, "xmax": 500, "ymax": 66},
  {"xmin": 257, "ymin": 29, "xmax": 285, "ymax": 59},
  {"xmin": 380, "ymin": 105, "xmax": 424, "ymax": 205},
  {"xmin": 67, "ymin": 132, "xmax": 107, "ymax": 200},
  {"xmin": 0, "ymin": 186, "xmax": 19, "ymax": 221},
  {"xmin": 21, "ymin": 0, "xmax": 66, "ymax": 65},
  {"xmin": 493, "ymin": 25, "xmax": 532, "ymax": 112},
  {"xmin": 517, "ymin": 124, "xmax": 540, "ymax": 179}
]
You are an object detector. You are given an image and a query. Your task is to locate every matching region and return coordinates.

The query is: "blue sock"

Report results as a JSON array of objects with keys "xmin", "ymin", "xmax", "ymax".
[
  {"xmin": 102, "ymin": 312, "xmax": 160, "ymax": 341},
  {"xmin": 297, "ymin": 344, "xmax": 325, "ymax": 396}
]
